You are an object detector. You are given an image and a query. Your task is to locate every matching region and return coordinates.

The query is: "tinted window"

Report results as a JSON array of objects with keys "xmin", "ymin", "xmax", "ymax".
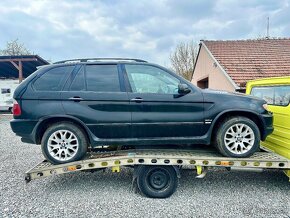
[
  {"xmin": 1, "ymin": 88, "xmax": 11, "ymax": 94},
  {"xmin": 86, "ymin": 65, "xmax": 120, "ymax": 92},
  {"xmin": 33, "ymin": 66, "xmax": 73, "ymax": 91},
  {"xmin": 251, "ymin": 86, "xmax": 290, "ymax": 106},
  {"xmin": 70, "ymin": 67, "xmax": 85, "ymax": 91},
  {"xmin": 125, "ymin": 64, "xmax": 180, "ymax": 94}
]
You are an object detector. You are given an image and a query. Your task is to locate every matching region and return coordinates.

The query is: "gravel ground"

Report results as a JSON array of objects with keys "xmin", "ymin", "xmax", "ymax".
[{"xmin": 0, "ymin": 115, "xmax": 289, "ymax": 218}]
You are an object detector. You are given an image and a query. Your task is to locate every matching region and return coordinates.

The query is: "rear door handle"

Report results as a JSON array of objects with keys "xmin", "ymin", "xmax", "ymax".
[
  {"xmin": 130, "ymin": 97, "xmax": 143, "ymax": 103},
  {"xmin": 68, "ymin": 97, "xmax": 83, "ymax": 102}
]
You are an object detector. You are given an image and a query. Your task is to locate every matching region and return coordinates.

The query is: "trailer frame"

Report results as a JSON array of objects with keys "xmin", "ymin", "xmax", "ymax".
[{"xmin": 25, "ymin": 147, "xmax": 290, "ymax": 198}]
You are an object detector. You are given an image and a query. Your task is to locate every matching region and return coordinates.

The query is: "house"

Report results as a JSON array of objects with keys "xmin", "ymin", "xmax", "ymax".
[{"xmin": 191, "ymin": 38, "xmax": 290, "ymax": 92}]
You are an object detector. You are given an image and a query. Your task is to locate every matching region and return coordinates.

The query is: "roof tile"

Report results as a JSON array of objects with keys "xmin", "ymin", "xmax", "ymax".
[{"xmin": 203, "ymin": 38, "xmax": 290, "ymax": 87}]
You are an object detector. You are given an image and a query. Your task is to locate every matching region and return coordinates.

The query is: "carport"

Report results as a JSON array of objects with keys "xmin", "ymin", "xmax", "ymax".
[{"xmin": 0, "ymin": 55, "xmax": 49, "ymax": 83}]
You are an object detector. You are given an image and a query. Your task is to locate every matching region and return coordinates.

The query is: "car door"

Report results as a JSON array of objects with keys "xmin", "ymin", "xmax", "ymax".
[
  {"xmin": 123, "ymin": 63, "xmax": 205, "ymax": 138},
  {"xmin": 61, "ymin": 64, "xmax": 131, "ymax": 139}
]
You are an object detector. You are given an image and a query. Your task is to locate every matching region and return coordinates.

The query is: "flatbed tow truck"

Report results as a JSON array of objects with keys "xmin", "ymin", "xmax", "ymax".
[{"xmin": 25, "ymin": 146, "xmax": 290, "ymax": 198}]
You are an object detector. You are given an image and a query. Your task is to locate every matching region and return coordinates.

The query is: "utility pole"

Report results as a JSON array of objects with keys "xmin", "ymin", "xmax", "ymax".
[{"xmin": 266, "ymin": 17, "xmax": 270, "ymax": 39}]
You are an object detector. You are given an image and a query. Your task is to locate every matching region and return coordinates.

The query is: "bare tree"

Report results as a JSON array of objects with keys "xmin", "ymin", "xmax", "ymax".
[
  {"xmin": 170, "ymin": 41, "xmax": 197, "ymax": 81},
  {"xmin": 0, "ymin": 39, "xmax": 31, "ymax": 55}
]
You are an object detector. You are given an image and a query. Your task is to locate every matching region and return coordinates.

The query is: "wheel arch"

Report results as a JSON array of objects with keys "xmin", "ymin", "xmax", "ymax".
[
  {"xmin": 33, "ymin": 115, "xmax": 92, "ymax": 145},
  {"xmin": 209, "ymin": 110, "xmax": 265, "ymax": 143}
]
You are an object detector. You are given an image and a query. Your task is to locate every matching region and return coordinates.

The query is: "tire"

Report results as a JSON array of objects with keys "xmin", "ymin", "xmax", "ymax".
[
  {"xmin": 215, "ymin": 116, "xmax": 260, "ymax": 157},
  {"xmin": 41, "ymin": 122, "xmax": 88, "ymax": 164},
  {"xmin": 137, "ymin": 165, "xmax": 178, "ymax": 198}
]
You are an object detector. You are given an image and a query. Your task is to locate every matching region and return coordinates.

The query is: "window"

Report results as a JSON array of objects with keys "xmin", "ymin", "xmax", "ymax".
[
  {"xmin": 33, "ymin": 66, "xmax": 73, "ymax": 91},
  {"xmin": 197, "ymin": 77, "xmax": 208, "ymax": 89},
  {"xmin": 125, "ymin": 65, "xmax": 180, "ymax": 94},
  {"xmin": 251, "ymin": 86, "xmax": 290, "ymax": 106},
  {"xmin": 1, "ymin": 88, "xmax": 11, "ymax": 94},
  {"xmin": 70, "ymin": 67, "xmax": 85, "ymax": 91},
  {"xmin": 85, "ymin": 65, "xmax": 120, "ymax": 92}
]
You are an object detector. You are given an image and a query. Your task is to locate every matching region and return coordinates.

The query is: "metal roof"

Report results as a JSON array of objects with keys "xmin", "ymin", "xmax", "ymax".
[{"xmin": 0, "ymin": 55, "xmax": 49, "ymax": 79}]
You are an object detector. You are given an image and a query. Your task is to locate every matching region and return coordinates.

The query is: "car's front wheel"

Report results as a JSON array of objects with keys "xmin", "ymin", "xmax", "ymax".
[
  {"xmin": 215, "ymin": 116, "xmax": 260, "ymax": 157},
  {"xmin": 41, "ymin": 122, "xmax": 88, "ymax": 164}
]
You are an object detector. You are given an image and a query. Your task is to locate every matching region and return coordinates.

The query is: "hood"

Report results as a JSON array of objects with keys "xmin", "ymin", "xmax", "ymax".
[{"xmin": 202, "ymin": 88, "xmax": 264, "ymax": 101}]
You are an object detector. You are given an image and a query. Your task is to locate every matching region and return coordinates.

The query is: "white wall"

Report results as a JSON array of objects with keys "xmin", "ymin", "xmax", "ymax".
[
  {"xmin": 0, "ymin": 79, "xmax": 19, "ymax": 109},
  {"xmin": 191, "ymin": 45, "xmax": 236, "ymax": 92}
]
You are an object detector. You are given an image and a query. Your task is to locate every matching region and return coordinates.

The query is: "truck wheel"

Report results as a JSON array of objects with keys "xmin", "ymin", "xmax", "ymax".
[
  {"xmin": 137, "ymin": 165, "xmax": 178, "ymax": 198},
  {"xmin": 215, "ymin": 116, "xmax": 260, "ymax": 157},
  {"xmin": 41, "ymin": 122, "xmax": 88, "ymax": 164}
]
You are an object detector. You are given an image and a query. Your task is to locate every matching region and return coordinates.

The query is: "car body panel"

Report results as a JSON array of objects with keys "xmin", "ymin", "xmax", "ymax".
[
  {"xmin": 127, "ymin": 92, "xmax": 205, "ymax": 138},
  {"xmin": 10, "ymin": 61, "xmax": 274, "ymax": 150},
  {"xmin": 246, "ymin": 76, "xmax": 290, "ymax": 160},
  {"xmin": 61, "ymin": 91, "xmax": 131, "ymax": 138}
]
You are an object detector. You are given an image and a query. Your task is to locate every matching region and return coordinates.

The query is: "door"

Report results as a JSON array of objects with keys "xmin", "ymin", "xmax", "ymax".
[
  {"xmin": 61, "ymin": 64, "xmax": 131, "ymax": 139},
  {"xmin": 124, "ymin": 64, "xmax": 205, "ymax": 138},
  {"xmin": 249, "ymin": 84, "xmax": 290, "ymax": 159}
]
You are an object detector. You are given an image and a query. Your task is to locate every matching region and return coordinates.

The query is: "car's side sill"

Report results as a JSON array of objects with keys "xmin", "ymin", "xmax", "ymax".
[{"xmin": 91, "ymin": 136, "xmax": 210, "ymax": 146}]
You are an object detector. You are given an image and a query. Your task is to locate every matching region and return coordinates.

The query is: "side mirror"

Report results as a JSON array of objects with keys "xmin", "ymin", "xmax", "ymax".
[{"xmin": 178, "ymin": 83, "xmax": 191, "ymax": 94}]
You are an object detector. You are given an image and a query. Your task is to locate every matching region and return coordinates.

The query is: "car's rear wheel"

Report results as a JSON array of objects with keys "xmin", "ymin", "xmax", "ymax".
[
  {"xmin": 215, "ymin": 116, "xmax": 260, "ymax": 157},
  {"xmin": 41, "ymin": 122, "xmax": 88, "ymax": 164}
]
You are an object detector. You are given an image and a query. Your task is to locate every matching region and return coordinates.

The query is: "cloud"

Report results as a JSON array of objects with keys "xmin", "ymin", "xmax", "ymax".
[{"xmin": 0, "ymin": 0, "xmax": 289, "ymax": 65}]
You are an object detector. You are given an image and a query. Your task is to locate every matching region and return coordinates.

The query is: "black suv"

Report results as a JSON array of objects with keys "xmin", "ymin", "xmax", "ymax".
[{"xmin": 10, "ymin": 58, "xmax": 273, "ymax": 164}]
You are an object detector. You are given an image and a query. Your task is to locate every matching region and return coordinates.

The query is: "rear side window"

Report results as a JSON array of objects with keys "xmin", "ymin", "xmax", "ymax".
[
  {"xmin": 85, "ymin": 65, "xmax": 120, "ymax": 92},
  {"xmin": 251, "ymin": 86, "xmax": 290, "ymax": 106},
  {"xmin": 33, "ymin": 66, "xmax": 74, "ymax": 91}
]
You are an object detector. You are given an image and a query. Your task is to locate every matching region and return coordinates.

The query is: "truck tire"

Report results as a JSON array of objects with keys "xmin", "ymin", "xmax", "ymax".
[
  {"xmin": 137, "ymin": 165, "xmax": 178, "ymax": 198},
  {"xmin": 41, "ymin": 122, "xmax": 88, "ymax": 164},
  {"xmin": 215, "ymin": 116, "xmax": 260, "ymax": 157}
]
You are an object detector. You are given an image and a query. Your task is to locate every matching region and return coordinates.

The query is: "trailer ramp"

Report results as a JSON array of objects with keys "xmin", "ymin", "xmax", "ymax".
[{"xmin": 25, "ymin": 148, "xmax": 290, "ymax": 183}]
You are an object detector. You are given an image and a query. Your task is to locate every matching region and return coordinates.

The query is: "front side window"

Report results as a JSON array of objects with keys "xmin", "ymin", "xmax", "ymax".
[
  {"xmin": 85, "ymin": 65, "xmax": 120, "ymax": 92},
  {"xmin": 125, "ymin": 65, "xmax": 180, "ymax": 94},
  {"xmin": 33, "ymin": 66, "xmax": 74, "ymax": 91},
  {"xmin": 251, "ymin": 85, "xmax": 290, "ymax": 106}
]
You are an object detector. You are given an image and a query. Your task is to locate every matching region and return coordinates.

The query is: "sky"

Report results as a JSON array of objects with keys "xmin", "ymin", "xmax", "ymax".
[{"xmin": 0, "ymin": 0, "xmax": 289, "ymax": 66}]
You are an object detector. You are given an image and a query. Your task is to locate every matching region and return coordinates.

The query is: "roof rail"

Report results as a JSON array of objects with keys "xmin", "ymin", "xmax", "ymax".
[{"xmin": 54, "ymin": 58, "xmax": 147, "ymax": 64}]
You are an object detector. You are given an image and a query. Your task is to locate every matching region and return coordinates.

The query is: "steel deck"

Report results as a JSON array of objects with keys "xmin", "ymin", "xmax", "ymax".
[{"xmin": 25, "ymin": 148, "xmax": 290, "ymax": 182}]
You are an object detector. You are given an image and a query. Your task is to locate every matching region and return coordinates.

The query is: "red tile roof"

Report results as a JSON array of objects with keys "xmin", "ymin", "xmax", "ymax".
[{"xmin": 203, "ymin": 38, "xmax": 290, "ymax": 87}]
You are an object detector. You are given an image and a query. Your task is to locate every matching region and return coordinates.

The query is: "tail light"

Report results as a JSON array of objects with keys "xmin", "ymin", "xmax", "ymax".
[{"xmin": 13, "ymin": 100, "xmax": 21, "ymax": 116}]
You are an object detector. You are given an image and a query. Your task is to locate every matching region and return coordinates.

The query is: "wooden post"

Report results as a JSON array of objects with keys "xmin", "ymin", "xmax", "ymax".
[
  {"xmin": 0, "ymin": 58, "xmax": 38, "ymax": 83},
  {"xmin": 19, "ymin": 61, "xmax": 23, "ymax": 83}
]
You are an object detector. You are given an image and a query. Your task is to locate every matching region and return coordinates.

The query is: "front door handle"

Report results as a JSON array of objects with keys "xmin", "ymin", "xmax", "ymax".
[
  {"xmin": 68, "ymin": 97, "xmax": 83, "ymax": 102},
  {"xmin": 130, "ymin": 97, "xmax": 143, "ymax": 103}
]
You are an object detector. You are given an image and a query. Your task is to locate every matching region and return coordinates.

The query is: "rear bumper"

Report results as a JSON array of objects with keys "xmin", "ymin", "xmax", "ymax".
[
  {"xmin": 10, "ymin": 119, "xmax": 38, "ymax": 144},
  {"xmin": 260, "ymin": 113, "xmax": 274, "ymax": 141}
]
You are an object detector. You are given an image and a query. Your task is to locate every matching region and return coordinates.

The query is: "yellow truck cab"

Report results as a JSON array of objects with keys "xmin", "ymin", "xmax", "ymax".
[{"xmin": 246, "ymin": 76, "xmax": 290, "ymax": 177}]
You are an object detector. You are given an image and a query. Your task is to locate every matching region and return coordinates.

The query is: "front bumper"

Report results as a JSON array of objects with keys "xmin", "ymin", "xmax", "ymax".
[{"xmin": 260, "ymin": 113, "xmax": 274, "ymax": 141}]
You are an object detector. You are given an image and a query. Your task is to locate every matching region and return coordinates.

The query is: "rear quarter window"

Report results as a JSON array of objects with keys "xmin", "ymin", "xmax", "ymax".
[
  {"xmin": 251, "ymin": 86, "xmax": 290, "ymax": 106},
  {"xmin": 33, "ymin": 66, "xmax": 74, "ymax": 91}
]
